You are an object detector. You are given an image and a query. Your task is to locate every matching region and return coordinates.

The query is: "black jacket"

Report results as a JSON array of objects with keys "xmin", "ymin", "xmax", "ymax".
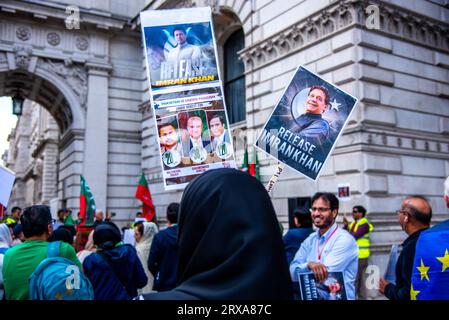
[
  {"xmin": 385, "ymin": 228, "xmax": 428, "ymax": 300},
  {"xmin": 148, "ymin": 225, "xmax": 178, "ymax": 292},
  {"xmin": 83, "ymin": 244, "xmax": 148, "ymax": 300}
]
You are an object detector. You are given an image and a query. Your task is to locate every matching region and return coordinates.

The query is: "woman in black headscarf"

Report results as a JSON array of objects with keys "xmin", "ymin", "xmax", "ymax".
[
  {"xmin": 83, "ymin": 222, "xmax": 148, "ymax": 300},
  {"xmin": 48, "ymin": 227, "xmax": 74, "ymax": 246},
  {"xmin": 143, "ymin": 168, "xmax": 293, "ymax": 300}
]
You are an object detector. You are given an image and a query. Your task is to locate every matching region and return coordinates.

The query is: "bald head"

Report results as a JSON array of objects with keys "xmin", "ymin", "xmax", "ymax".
[
  {"xmin": 403, "ymin": 195, "xmax": 432, "ymax": 226},
  {"xmin": 95, "ymin": 210, "xmax": 104, "ymax": 222}
]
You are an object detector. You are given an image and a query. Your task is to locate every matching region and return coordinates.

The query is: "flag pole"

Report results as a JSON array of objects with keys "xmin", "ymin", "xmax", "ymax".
[{"xmin": 265, "ymin": 163, "xmax": 284, "ymax": 193}]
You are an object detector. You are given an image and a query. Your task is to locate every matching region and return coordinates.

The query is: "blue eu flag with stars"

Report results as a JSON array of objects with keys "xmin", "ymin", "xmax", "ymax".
[{"xmin": 411, "ymin": 220, "xmax": 449, "ymax": 300}]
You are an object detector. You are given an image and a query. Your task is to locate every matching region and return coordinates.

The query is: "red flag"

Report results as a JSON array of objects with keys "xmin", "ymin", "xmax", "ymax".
[
  {"xmin": 0, "ymin": 204, "xmax": 6, "ymax": 221},
  {"xmin": 135, "ymin": 173, "xmax": 156, "ymax": 222},
  {"xmin": 248, "ymin": 148, "xmax": 260, "ymax": 180},
  {"xmin": 248, "ymin": 162, "xmax": 256, "ymax": 177}
]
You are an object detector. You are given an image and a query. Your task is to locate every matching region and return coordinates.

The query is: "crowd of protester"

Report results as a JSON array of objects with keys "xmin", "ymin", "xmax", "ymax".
[{"xmin": 0, "ymin": 169, "xmax": 448, "ymax": 300}]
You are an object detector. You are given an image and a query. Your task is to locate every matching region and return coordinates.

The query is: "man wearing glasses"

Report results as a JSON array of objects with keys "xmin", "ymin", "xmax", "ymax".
[
  {"xmin": 289, "ymin": 192, "xmax": 359, "ymax": 300},
  {"xmin": 410, "ymin": 176, "xmax": 449, "ymax": 300},
  {"xmin": 378, "ymin": 195, "xmax": 431, "ymax": 300},
  {"xmin": 343, "ymin": 206, "xmax": 373, "ymax": 300},
  {"xmin": 2, "ymin": 205, "xmax": 81, "ymax": 300}
]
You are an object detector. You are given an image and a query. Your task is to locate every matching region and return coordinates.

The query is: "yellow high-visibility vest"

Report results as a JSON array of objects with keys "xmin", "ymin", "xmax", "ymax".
[
  {"xmin": 349, "ymin": 217, "xmax": 374, "ymax": 259},
  {"xmin": 3, "ymin": 217, "xmax": 17, "ymax": 225}
]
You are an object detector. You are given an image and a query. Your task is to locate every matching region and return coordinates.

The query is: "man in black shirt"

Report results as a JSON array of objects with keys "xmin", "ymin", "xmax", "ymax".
[
  {"xmin": 148, "ymin": 203, "xmax": 180, "ymax": 291},
  {"xmin": 378, "ymin": 195, "xmax": 432, "ymax": 300}
]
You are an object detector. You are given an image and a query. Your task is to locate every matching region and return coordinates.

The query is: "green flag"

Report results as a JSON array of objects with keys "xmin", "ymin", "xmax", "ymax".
[
  {"xmin": 64, "ymin": 214, "xmax": 75, "ymax": 226},
  {"xmin": 254, "ymin": 148, "xmax": 260, "ymax": 180},
  {"xmin": 80, "ymin": 175, "xmax": 96, "ymax": 226},
  {"xmin": 241, "ymin": 146, "xmax": 249, "ymax": 172}
]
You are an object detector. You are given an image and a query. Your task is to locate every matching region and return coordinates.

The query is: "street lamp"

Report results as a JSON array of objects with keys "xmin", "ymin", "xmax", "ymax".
[{"xmin": 12, "ymin": 93, "xmax": 24, "ymax": 116}]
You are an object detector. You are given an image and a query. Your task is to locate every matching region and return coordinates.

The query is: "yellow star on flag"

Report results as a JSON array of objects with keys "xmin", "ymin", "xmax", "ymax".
[
  {"xmin": 410, "ymin": 285, "xmax": 420, "ymax": 300},
  {"xmin": 417, "ymin": 259, "xmax": 430, "ymax": 281},
  {"xmin": 436, "ymin": 249, "xmax": 449, "ymax": 272}
]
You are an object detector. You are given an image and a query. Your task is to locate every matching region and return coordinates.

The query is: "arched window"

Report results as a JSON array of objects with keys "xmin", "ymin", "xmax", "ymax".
[{"xmin": 224, "ymin": 29, "xmax": 245, "ymax": 124}]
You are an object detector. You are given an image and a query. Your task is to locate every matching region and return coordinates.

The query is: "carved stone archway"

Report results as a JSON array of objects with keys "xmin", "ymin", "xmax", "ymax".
[
  {"xmin": 1, "ymin": 1, "xmax": 153, "ymax": 223},
  {"xmin": 0, "ymin": 46, "xmax": 87, "ymax": 209},
  {"xmin": 0, "ymin": 47, "xmax": 86, "ymax": 132}
]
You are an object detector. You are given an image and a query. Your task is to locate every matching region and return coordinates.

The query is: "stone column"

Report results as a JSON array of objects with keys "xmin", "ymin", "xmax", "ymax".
[
  {"xmin": 83, "ymin": 62, "xmax": 112, "ymax": 211},
  {"xmin": 58, "ymin": 129, "xmax": 85, "ymax": 210},
  {"xmin": 41, "ymin": 142, "xmax": 59, "ymax": 204}
]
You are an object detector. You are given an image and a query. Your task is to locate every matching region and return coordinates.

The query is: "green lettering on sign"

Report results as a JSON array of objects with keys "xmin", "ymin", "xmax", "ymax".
[
  {"xmin": 219, "ymin": 143, "xmax": 227, "ymax": 156},
  {"xmin": 193, "ymin": 148, "xmax": 200, "ymax": 160}
]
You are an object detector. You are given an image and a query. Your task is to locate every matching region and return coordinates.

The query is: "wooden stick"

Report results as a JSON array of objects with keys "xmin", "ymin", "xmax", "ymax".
[{"xmin": 265, "ymin": 163, "xmax": 285, "ymax": 193}]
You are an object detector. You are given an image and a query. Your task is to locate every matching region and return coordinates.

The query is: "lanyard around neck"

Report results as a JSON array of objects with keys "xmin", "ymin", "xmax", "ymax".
[{"xmin": 317, "ymin": 225, "xmax": 338, "ymax": 262}]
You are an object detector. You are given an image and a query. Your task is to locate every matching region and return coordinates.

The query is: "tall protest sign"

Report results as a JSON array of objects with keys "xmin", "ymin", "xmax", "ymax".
[
  {"xmin": 0, "ymin": 165, "xmax": 15, "ymax": 211},
  {"xmin": 140, "ymin": 7, "xmax": 236, "ymax": 190},
  {"xmin": 255, "ymin": 66, "xmax": 358, "ymax": 181}
]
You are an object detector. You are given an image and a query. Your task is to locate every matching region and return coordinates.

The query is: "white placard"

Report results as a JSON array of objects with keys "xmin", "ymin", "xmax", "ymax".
[
  {"xmin": 337, "ymin": 183, "xmax": 351, "ymax": 202},
  {"xmin": 255, "ymin": 66, "xmax": 359, "ymax": 181},
  {"xmin": 140, "ymin": 7, "xmax": 236, "ymax": 190},
  {"xmin": 0, "ymin": 165, "xmax": 15, "ymax": 207}
]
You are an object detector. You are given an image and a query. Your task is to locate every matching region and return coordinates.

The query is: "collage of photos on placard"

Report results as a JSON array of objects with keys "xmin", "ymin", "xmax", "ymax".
[
  {"xmin": 141, "ymin": 7, "xmax": 236, "ymax": 190},
  {"xmin": 155, "ymin": 88, "xmax": 234, "ymax": 187}
]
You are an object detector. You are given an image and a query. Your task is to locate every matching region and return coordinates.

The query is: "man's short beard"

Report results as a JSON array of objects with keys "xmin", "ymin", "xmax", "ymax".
[{"xmin": 317, "ymin": 216, "xmax": 335, "ymax": 230}]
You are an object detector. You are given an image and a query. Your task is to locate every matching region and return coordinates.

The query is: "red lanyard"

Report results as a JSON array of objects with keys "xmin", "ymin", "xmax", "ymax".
[{"xmin": 317, "ymin": 225, "xmax": 338, "ymax": 262}]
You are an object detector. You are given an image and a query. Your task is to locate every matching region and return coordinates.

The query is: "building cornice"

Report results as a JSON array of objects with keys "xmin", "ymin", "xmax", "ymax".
[
  {"xmin": 31, "ymin": 137, "xmax": 58, "ymax": 158},
  {"xmin": 86, "ymin": 62, "xmax": 113, "ymax": 75},
  {"xmin": 59, "ymin": 128, "xmax": 84, "ymax": 150},
  {"xmin": 332, "ymin": 127, "xmax": 449, "ymax": 159},
  {"xmin": 138, "ymin": 100, "xmax": 152, "ymax": 114},
  {"xmin": 239, "ymin": 0, "xmax": 449, "ymax": 71},
  {"xmin": 23, "ymin": 161, "xmax": 37, "ymax": 181},
  {"xmin": 0, "ymin": 0, "xmax": 129, "ymax": 31}
]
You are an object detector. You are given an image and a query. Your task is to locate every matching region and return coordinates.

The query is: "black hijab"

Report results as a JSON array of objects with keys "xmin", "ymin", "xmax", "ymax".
[
  {"xmin": 93, "ymin": 222, "xmax": 122, "ymax": 251},
  {"xmin": 48, "ymin": 227, "xmax": 73, "ymax": 245},
  {"xmin": 145, "ymin": 168, "xmax": 293, "ymax": 300}
]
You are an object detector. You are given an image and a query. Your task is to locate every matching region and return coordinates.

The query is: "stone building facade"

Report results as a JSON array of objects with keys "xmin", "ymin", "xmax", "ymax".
[
  {"xmin": 1, "ymin": 0, "xmax": 449, "ymax": 298},
  {"xmin": 1, "ymin": 0, "xmax": 147, "ymax": 221},
  {"xmin": 4, "ymin": 100, "xmax": 59, "ymax": 207},
  {"xmin": 142, "ymin": 0, "xmax": 449, "ymax": 298}
]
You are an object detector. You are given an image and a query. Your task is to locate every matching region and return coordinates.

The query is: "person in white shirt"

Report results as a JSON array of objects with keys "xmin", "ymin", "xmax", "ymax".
[
  {"xmin": 53, "ymin": 209, "xmax": 66, "ymax": 230},
  {"xmin": 166, "ymin": 27, "xmax": 201, "ymax": 62},
  {"xmin": 289, "ymin": 192, "xmax": 359, "ymax": 300}
]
